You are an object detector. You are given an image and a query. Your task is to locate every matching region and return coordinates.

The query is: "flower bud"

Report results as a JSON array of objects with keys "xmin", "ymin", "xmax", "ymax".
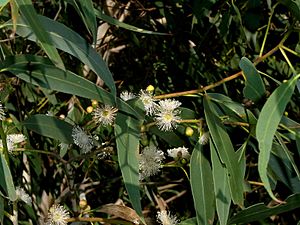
[
  {"xmin": 91, "ymin": 100, "xmax": 98, "ymax": 107},
  {"xmin": 6, "ymin": 118, "xmax": 13, "ymax": 124},
  {"xmin": 79, "ymin": 199, "xmax": 88, "ymax": 209},
  {"xmin": 140, "ymin": 125, "xmax": 146, "ymax": 133},
  {"xmin": 146, "ymin": 85, "xmax": 155, "ymax": 93},
  {"xmin": 185, "ymin": 127, "xmax": 194, "ymax": 137},
  {"xmin": 86, "ymin": 106, "xmax": 93, "ymax": 113}
]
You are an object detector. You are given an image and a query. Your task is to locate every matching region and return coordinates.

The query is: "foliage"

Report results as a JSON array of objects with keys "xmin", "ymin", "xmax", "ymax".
[{"xmin": 0, "ymin": 0, "xmax": 299, "ymax": 224}]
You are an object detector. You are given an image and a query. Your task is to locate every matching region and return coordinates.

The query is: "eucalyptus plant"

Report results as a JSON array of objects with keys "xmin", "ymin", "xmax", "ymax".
[{"xmin": 0, "ymin": 0, "xmax": 299, "ymax": 225}]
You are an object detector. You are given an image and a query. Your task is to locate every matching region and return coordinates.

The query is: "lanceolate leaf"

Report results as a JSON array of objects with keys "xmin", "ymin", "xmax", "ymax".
[
  {"xmin": 204, "ymin": 96, "xmax": 244, "ymax": 206},
  {"xmin": 279, "ymin": 0, "xmax": 300, "ymax": 21},
  {"xmin": 190, "ymin": 141, "xmax": 215, "ymax": 225},
  {"xmin": 0, "ymin": 153, "xmax": 16, "ymax": 201},
  {"xmin": 3, "ymin": 15, "xmax": 116, "ymax": 95},
  {"xmin": 114, "ymin": 113, "xmax": 143, "ymax": 221},
  {"xmin": 0, "ymin": 0, "xmax": 9, "ymax": 8},
  {"xmin": 239, "ymin": 57, "xmax": 266, "ymax": 102},
  {"xmin": 178, "ymin": 217, "xmax": 197, "ymax": 225},
  {"xmin": 210, "ymin": 140, "xmax": 231, "ymax": 225},
  {"xmin": 296, "ymin": 134, "xmax": 300, "ymax": 159},
  {"xmin": 22, "ymin": 114, "xmax": 74, "ymax": 144},
  {"xmin": 0, "ymin": 55, "xmax": 139, "ymax": 118},
  {"xmin": 228, "ymin": 193, "xmax": 300, "ymax": 224},
  {"xmin": 94, "ymin": 9, "xmax": 168, "ymax": 35},
  {"xmin": 256, "ymin": 79, "xmax": 296, "ymax": 202},
  {"xmin": 64, "ymin": 0, "xmax": 97, "ymax": 43},
  {"xmin": 14, "ymin": 0, "xmax": 64, "ymax": 69}
]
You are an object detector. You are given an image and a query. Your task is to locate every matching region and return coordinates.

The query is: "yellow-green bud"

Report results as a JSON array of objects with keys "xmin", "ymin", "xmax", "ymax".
[
  {"xmin": 146, "ymin": 85, "xmax": 155, "ymax": 93},
  {"xmin": 6, "ymin": 118, "xmax": 13, "ymax": 124},
  {"xmin": 140, "ymin": 133, "xmax": 149, "ymax": 146},
  {"xmin": 79, "ymin": 199, "xmax": 87, "ymax": 209},
  {"xmin": 91, "ymin": 100, "xmax": 98, "ymax": 107},
  {"xmin": 140, "ymin": 125, "xmax": 146, "ymax": 133},
  {"xmin": 180, "ymin": 158, "xmax": 188, "ymax": 165},
  {"xmin": 86, "ymin": 106, "xmax": 93, "ymax": 113},
  {"xmin": 185, "ymin": 127, "xmax": 194, "ymax": 137}
]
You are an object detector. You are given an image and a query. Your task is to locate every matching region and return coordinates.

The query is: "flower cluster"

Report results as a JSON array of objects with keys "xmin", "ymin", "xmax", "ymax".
[
  {"xmin": 0, "ymin": 134, "xmax": 26, "ymax": 154},
  {"xmin": 133, "ymin": 89, "xmax": 182, "ymax": 131},
  {"xmin": 72, "ymin": 126, "xmax": 93, "ymax": 154},
  {"xmin": 157, "ymin": 210, "xmax": 179, "ymax": 225},
  {"xmin": 139, "ymin": 146, "xmax": 165, "ymax": 180},
  {"xmin": 16, "ymin": 186, "xmax": 31, "ymax": 205},
  {"xmin": 139, "ymin": 90, "xmax": 158, "ymax": 116},
  {"xmin": 92, "ymin": 104, "xmax": 117, "ymax": 126},
  {"xmin": 45, "ymin": 204, "xmax": 70, "ymax": 225},
  {"xmin": 154, "ymin": 99, "xmax": 181, "ymax": 131},
  {"xmin": 167, "ymin": 146, "xmax": 190, "ymax": 161},
  {"xmin": 120, "ymin": 91, "xmax": 136, "ymax": 101},
  {"xmin": 119, "ymin": 88, "xmax": 183, "ymax": 132}
]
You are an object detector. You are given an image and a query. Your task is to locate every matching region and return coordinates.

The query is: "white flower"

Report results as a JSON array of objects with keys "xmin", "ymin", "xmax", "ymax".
[
  {"xmin": 72, "ymin": 126, "xmax": 93, "ymax": 154},
  {"xmin": 45, "ymin": 204, "xmax": 70, "ymax": 225},
  {"xmin": 139, "ymin": 90, "xmax": 158, "ymax": 116},
  {"xmin": 92, "ymin": 105, "xmax": 117, "ymax": 126},
  {"xmin": 199, "ymin": 132, "xmax": 209, "ymax": 145},
  {"xmin": 155, "ymin": 99, "xmax": 182, "ymax": 131},
  {"xmin": 157, "ymin": 99, "xmax": 181, "ymax": 112},
  {"xmin": 157, "ymin": 210, "xmax": 179, "ymax": 225},
  {"xmin": 0, "ymin": 134, "xmax": 26, "ymax": 153},
  {"xmin": 16, "ymin": 186, "xmax": 31, "ymax": 205},
  {"xmin": 0, "ymin": 102, "xmax": 5, "ymax": 121},
  {"xmin": 167, "ymin": 147, "xmax": 190, "ymax": 160},
  {"xmin": 139, "ymin": 146, "xmax": 165, "ymax": 180},
  {"xmin": 120, "ymin": 91, "xmax": 136, "ymax": 101}
]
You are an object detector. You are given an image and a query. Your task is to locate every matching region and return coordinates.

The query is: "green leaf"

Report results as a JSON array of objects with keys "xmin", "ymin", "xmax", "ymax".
[
  {"xmin": 94, "ymin": 9, "xmax": 168, "ymax": 35},
  {"xmin": 0, "ymin": 0, "xmax": 9, "ymax": 8},
  {"xmin": 0, "ymin": 55, "xmax": 139, "ymax": 118},
  {"xmin": 22, "ymin": 114, "xmax": 74, "ymax": 144},
  {"xmin": 275, "ymin": 133, "xmax": 300, "ymax": 179},
  {"xmin": 204, "ymin": 96, "xmax": 244, "ymax": 206},
  {"xmin": 210, "ymin": 140, "xmax": 231, "ymax": 225},
  {"xmin": 0, "ymin": 153, "xmax": 16, "ymax": 201},
  {"xmin": 256, "ymin": 79, "xmax": 296, "ymax": 202},
  {"xmin": 65, "ymin": 0, "xmax": 97, "ymax": 43},
  {"xmin": 269, "ymin": 141, "xmax": 300, "ymax": 193},
  {"xmin": 269, "ymin": 153, "xmax": 300, "ymax": 193},
  {"xmin": 296, "ymin": 134, "xmax": 300, "ymax": 159},
  {"xmin": 178, "ymin": 217, "xmax": 197, "ymax": 225},
  {"xmin": 190, "ymin": 141, "xmax": 215, "ymax": 225},
  {"xmin": 228, "ymin": 193, "xmax": 300, "ymax": 224},
  {"xmin": 114, "ymin": 113, "xmax": 143, "ymax": 221},
  {"xmin": 149, "ymin": 126, "xmax": 185, "ymax": 147},
  {"xmin": 239, "ymin": 57, "xmax": 266, "ymax": 102},
  {"xmin": 14, "ymin": 0, "xmax": 64, "ymax": 69},
  {"xmin": 3, "ymin": 15, "xmax": 116, "ymax": 95},
  {"xmin": 208, "ymin": 93, "xmax": 258, "ymax": 136},
  {"xmin": 279, "ymin": 0, "xmax": 300, "ymax": 21},
  {"xmin": 0, "ymin": 195, "xmax": 3, "ymax": 224}
]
